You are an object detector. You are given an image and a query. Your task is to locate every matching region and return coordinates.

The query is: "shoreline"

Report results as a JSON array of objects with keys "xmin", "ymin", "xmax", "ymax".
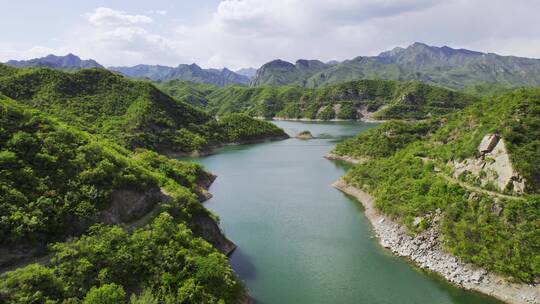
[
  {"xmin": 164, "ymin": 135, "xmax": 290, "ymax": 158},
  {"xmin": 324, "ymin": 152, "xmax": 368, "ymax": 164},
  {"xmin": 332, "ymin": 178, "xmax": 539, "ymax": 304},
  {"xmin": 255, "ymin": 116, "xmax": 386, "ymax": 123}
]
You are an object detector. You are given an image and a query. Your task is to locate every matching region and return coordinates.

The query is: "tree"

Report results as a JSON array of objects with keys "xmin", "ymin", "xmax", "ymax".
[{"xmin": 83, "ymin": 283, "xmax": 126, "ymax": 304}]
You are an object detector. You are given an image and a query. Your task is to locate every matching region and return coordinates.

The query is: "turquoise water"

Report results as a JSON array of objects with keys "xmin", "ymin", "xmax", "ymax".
[{"xmin": 191, "ymin": 121, "xmax": 500, "ymax": 304}]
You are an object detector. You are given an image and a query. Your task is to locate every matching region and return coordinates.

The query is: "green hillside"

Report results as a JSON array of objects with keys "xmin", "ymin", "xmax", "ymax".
[
  {"xmin": 0, "ymin": 66, "xmax": 287, "ymax": 155},
  {"xmin": 0, "ymin": 98, "xmax": 244, "ymax": 303},
  {"xmin": 332, "ymin": 88, "xmax": 540, "ymax": 282},
  {"xmin": 156, "ymin": 80, "xmax": 217, "ymax": 107},
  {"xmin": 195, "ymin": 79, "xmax": 477, "ymax": 120}
]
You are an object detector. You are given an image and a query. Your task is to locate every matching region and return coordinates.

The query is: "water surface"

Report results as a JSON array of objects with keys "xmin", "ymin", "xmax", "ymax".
[{"xmin": 191, "ymin": 121, "xmax": 500, "ymax": 304}]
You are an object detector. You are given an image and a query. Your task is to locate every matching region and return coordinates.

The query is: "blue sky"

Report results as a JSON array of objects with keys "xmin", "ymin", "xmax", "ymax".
[{"xmin": 1, "ymin": 0, "xmax": 539, "ymax": 69}]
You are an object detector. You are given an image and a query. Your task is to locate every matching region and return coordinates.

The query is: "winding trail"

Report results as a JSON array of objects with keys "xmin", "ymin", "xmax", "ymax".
[{"xmin": 438, "ymin": 173, "xmax": 526, "ymax": 201}]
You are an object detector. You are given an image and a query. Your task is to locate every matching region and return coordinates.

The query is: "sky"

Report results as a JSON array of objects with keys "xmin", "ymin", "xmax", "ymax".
[{"xmin": 1, "ymin": 0, "xmax": 539, "ymax": 69}]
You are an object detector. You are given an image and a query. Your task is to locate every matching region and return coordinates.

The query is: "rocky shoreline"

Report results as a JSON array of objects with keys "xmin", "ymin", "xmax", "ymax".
[
  {"xmin": 260, "ymin": 116, "xmax": 385, "ymax": 123},
  {"xmin": 324, "ymin": 152, "xmax": 367, "ymax": 164},
  {"xmin": 332, "ymin": 178, "xmax": 539, "ymax": 304}
]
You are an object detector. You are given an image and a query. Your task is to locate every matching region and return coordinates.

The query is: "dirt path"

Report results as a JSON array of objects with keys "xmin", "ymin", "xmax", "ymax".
[{"xmin": 439, "ymin": 173, "xmax": 525, "ymax": 201}]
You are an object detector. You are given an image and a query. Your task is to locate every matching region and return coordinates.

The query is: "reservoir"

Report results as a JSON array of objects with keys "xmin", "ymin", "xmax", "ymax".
[{"xmin": 191, "ymin": 120, "xmax": 501, "ymax": 304}]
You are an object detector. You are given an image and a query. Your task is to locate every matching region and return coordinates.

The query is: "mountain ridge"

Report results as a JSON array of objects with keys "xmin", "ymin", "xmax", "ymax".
[
  {"xmin": 5, "ymin": 54, "xmax": 103, "ymax": 70},
  {"xmin": 109, "ymin": 63, "xmax": 250, "ymax": 86},
  {"xmin": 250, "ymin": 42, "xmax": 540, "ymax": 89}
]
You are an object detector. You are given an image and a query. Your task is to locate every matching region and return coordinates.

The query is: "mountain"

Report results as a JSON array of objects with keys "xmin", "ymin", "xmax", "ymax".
[
  {"xmin": 0, "ymin": 64, "xmax": 286, "ymax": 156},
  {"xmin": 235, "ymin": 67, "xmax": 257, "ymax": 78},
  {"xmin": 109, "ymin": 63, "xmax": 250, "ymax": 86},
  {"xmin": 331, "ymin": 87, "xmax": 540, "ymax": 283},
  {"xmin": 250, "ymin": 42, "xmax": 540, "ymax": 89},
  {"xmin": 5, "ymin": 54, "xmax": 103, "ymax": 70},
  {"xmin": 250, "ymin": 59, "xmax": 330, "ymax": 86}
]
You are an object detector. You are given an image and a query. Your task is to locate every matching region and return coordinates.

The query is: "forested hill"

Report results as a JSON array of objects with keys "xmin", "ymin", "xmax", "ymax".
[
  {"xmin": 0, "ymin": 97, "xmax": 245, "ymax": 303},
  {"xmin": 250, "ymin": 42, "xmax": 540, "ymax": 89},
  {"xmin": 0, "ymin": 65, "xmax": 287, "ymax": 155},
  {"xmin": 159, "ymin": 78, "xmax": 478, "ymax": 120},
  {"xmin": 331, "ymin": 88, "xmax": 540, "ymax": 283}
]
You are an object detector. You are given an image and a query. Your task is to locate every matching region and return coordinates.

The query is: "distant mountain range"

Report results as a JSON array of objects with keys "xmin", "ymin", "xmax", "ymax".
[
  {"xmin": 3, "ymin": 55, "xmax": 252, "ymax": 87},
  {"xmin": 5, "ymin": 54, "xmax": 103, "ymax": 70},
  {"xmin": 6, "ymin": 43, "xmax": 540, "ymax": 89},
  {"xmin": 108, "ymin": 64, "xmax": 250, "ymax": 86},
  {"xmin": 250, "ymin": 42, "xmax": 540, "ymax": 89}
]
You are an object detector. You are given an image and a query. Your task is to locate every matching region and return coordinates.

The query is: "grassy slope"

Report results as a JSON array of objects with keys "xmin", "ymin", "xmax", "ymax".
[{"xmin": 332, "ymin": 88, "xmax": 540, "ymax": 282}]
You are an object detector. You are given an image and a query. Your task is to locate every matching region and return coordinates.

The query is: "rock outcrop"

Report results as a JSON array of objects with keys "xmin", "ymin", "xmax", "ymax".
[
  {"xmin": 192, "ymin": 213, "xmax": 236, "ymax": 256},
  {"xmin": 333, "ymin": 179, "xmax": 539, "ymax": 304},
  {"xmin": 453, "ymin": 134, "xmax": 526, "ymax": 193},
  {"xmin": 102, "ymin": 188, "xmax": 172, "ymax": 224},
  {"xmin": 324, "ymin": 152, "xmax": 368, "ymax": 164},
  {"xmin": 295, "ymin": 130, "xmax": 314, "ymax": 140}
]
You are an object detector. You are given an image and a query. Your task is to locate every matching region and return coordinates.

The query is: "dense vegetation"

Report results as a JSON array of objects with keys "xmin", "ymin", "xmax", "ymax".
[
  {"xmin": 156, "ymin": 80, "xmax": 217, "ymax": 107},
  {"xmin": 0, "ymin": 94, "xmax": 244, "ymax": 302},
  {"xmin": 0, "ymin": 213, "xmax": 242, "ymax": 303},
  {"xmin": 250, "ymin": 42, "xmax": 540, "ymax": 89},
  {"xmin": 333, "ymin": 120, "xmax": 437, "ymax": 159},
  {"xmin": 0, "ymin": 65, "xmax": 286, "ymax": 155},
  {"xmin": 334, "ymin": 88, "xmax": 540, "ymax": 282},
  {"xmin": 159, "ymin": 78, "xmax": 477, "ymax": 120},
  {"xmin": 0, "ymin": 96, "xmax": 214, "ymax": 246}
]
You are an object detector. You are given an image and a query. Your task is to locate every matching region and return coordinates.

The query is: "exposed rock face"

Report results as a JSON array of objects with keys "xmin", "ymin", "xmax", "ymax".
[
  {"xmin": 479, "ymin": 134, "xmax": 500, "ymax": 153},
  {"xmin": 102, "ymin": 188, "xmax": 171, "ymax": 224},
  {"xmin": 333, "ymin": 103, "xmax": 342, "ymax": 114},
  {"xmin": 398, "ymin": 92, "xmax": 417, "ymax": 105},
  {"xmin": 453, "ymin": 134, "xmax": 526, "ymax": 193},
  {"xmin": 0, "ymin": 187, "xmax": 172, "ymax": 273},
  {"xmin": 191, "ymin": 213, "xmax": 236, "ymax": 256},
  {"xmin": 324, "ymin": 152, "xmax": 368, "ymax": 164},
  {"xmin": 333, "ymin": 179, "xmax": 539, "ymax": 304}
]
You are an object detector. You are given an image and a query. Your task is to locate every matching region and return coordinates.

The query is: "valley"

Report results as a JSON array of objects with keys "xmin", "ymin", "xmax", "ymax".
[{"xmin": 0, "ymin": 40, "xmax": 538, "ymax": 304}]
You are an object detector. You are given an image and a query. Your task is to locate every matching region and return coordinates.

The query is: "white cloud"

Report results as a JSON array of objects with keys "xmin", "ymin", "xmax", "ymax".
[
  {"xmin": 57, "ymin": 8, "xmax": 180, "ymax": 66},
  {"xmin": 3, "ymin": 1, "xmax": 540, "ymax": 69},
  {"xmin": 87, "ymin": 7, "xmax": 153, "ymax": 27}
]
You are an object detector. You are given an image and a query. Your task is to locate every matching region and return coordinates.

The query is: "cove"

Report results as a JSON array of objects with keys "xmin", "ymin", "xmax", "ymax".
[{"xmin": 190, "ymin": 120, "xmax": 502, "ymax": 304}]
